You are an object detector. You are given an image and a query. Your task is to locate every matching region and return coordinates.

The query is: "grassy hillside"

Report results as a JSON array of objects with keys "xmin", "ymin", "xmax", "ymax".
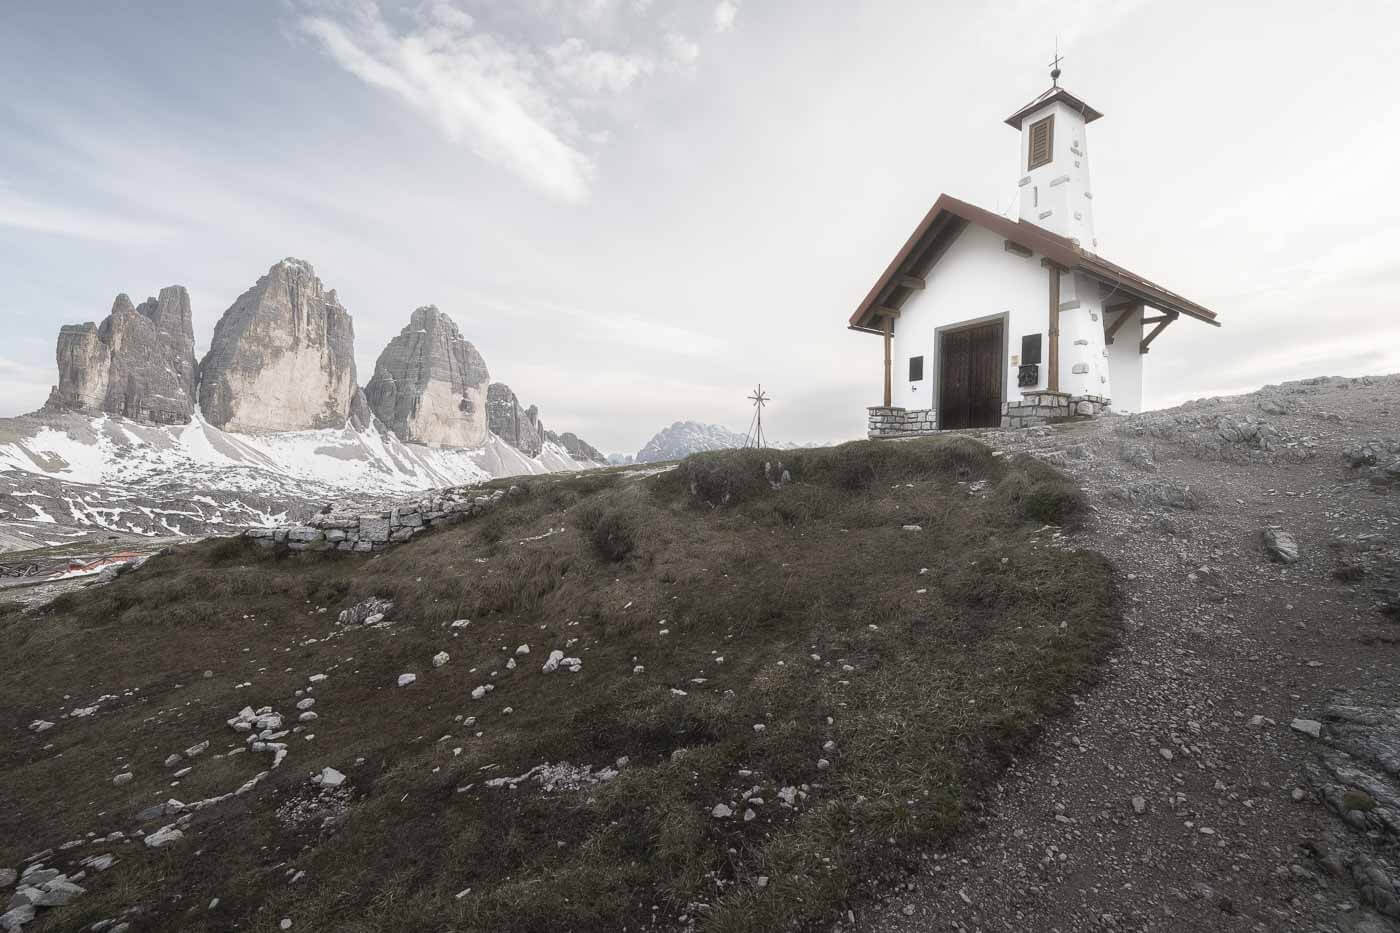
[{"xmin": 0, "ymin": 437, "xmax": 1117, "ymax": 932}]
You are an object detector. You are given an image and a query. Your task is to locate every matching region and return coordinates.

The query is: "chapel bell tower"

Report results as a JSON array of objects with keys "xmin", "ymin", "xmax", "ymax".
[{"xmin": 1007, "ymin": 59, "xmax": 1103, "ymax": 250}]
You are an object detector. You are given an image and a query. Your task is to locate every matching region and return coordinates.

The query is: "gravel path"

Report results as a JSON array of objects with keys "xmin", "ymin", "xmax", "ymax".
[{"xmin": 858, "ymin": 375, "xmax": 1400, "ymax": 933}]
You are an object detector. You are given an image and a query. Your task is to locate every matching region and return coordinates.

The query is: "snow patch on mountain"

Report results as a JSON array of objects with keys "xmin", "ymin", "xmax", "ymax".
[{"xmin": 0, "ymin": 411, "xmax": 603, "ymax": 552}]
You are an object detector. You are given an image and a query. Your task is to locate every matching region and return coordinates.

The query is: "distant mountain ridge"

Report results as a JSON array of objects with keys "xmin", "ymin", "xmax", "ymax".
[
  {"xmin": 626, "ymin": 421, "xmax": 830, "ymax": 464},
  {"xmin": 635, "ymin": 421, "xmax": 749, "ymax": 463}
]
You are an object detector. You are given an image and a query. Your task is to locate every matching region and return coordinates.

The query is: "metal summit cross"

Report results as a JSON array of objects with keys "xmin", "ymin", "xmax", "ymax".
[{"xmin": 743, "ymin": 385, "xmax": 770, "ymax": 449}]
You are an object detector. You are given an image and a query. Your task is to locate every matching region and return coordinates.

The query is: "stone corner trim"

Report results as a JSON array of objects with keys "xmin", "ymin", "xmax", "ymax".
[
  {"xmin": 1001, "ymin": 393, "xmax": 1111, "ymax": 428},
  {"xmin": 242, "ymin": 485, "xmax": 521, "ymax": 553}
]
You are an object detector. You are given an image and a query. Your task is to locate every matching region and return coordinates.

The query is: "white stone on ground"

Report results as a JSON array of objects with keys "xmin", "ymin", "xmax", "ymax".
[
  {"xmin": 433, "ymin": 651, "xmax": 450, "ymax": 668},
  {"xmin": 397, "ymin": 673, "xmax": 416, "ymax": 687},
  {"xmin": 185, "ymin": 741, "xmax": 209, "ymax": 757},
  {"xmin": 711, "ymin": 804, "xmax": 733, "ymax": 818},
  {"xmin": 144, "ymin": 825, "xmax": 184, "ymax": 848},
  {"xmin": 296, "ymin": 698, "xmax": 315, "ymax": 711},
  {"xmin": 515, "ymin": 644, "xmax": 530, "ymax": 655},
  {"xmin": 1, "ymin": 904, "xmax": 36, "ymax": 929},
  {"xmin": 112, "ymin": 772, "xmax": 133, "ymax": 786},
  {"xmin": 320, "ymin": 767, "xmax": 346, "ymax": 788}
]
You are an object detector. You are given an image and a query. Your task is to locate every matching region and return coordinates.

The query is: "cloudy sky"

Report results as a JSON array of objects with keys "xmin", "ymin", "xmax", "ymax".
[{"xmin": 1, "ymin": 0, "xmax": 1396, "ymax": 455}]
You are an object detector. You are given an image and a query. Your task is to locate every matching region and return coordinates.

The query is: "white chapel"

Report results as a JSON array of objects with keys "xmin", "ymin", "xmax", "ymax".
[{"xmin": 850, "ymin": 68, "xmax": 1220, "ymax": 436}]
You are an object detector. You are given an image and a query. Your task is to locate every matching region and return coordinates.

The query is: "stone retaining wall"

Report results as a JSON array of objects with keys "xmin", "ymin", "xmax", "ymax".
[
  {"xmin": 869, "ymin": 393, "xmax": 1112, "ymax": 436},
  {"xmin": 867, "ymin": 407, "xmax": 938, "ymax": 439},
  {"xmin": 243, "ymin": 485, "xmax": 515, "ymax": 553}
]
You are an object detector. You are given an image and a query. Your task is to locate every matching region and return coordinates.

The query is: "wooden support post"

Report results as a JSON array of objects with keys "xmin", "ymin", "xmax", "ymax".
[
  {"xmin": 1103, "ymin": 303, "xmax": 1140, "ymax": 346},
  {"xmin": 1042, "ymin": 259, "xmax": 1064, "ymax": 392},
  {"xmin": 882, "ymin": 316, "xmax": 893, "ymax": 407}
]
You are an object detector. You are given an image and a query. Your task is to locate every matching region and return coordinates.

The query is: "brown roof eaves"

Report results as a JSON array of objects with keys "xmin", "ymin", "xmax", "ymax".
[
  {"xmin": 1004, "ymin": 87, "xmax": 1104, "ymax": 129},
  {"xmin": 847, "ymin": 194, "xmax": 1220, "ymax": 333}
]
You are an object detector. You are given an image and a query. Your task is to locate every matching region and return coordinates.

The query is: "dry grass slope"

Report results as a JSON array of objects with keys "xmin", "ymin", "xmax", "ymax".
[{"xmin": 0, "ymin": 436, "xmax": 1117, "ymax": 932}]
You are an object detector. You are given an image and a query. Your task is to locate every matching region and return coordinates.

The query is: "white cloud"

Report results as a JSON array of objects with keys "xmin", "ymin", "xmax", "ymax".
[
  {"xmin": 479, "ymin": 294, "xmax": 725, "ymax": 357},
  {"xmin": 0, "ymin": 187, "xmax": 178, "ymax": 245},
  {"xmin": 714, "ymin": 1, "xmax": 738, "ymax": 32},
  {"xmin": 549, "ymin": 37, "xmax": 653, "ymax": 93},
  {"xmin": 663, "ymin": 31, "xmax": 700, "ymax": 68},
  {"xmin": 300, "ymin": 4, "xmax": 597, "ymax": 202},
  {"xmin": 296, "ymin": 1, "xmax": 718, "ymax": 200}
]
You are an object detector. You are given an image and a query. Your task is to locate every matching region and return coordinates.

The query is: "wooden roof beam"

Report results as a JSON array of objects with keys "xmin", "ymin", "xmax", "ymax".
[
  {"xmin": 1140, "ymin": 312, "xmax": 1178, "ymax": 354},
  {"xmin": 872, "ymin": 306, "xmax": 901, "ymax": 318},
  {"xmin": 897, "ymin": 275, "xmax": 925, "ymax": 290},
  {"xmin": 1103, "ymin": 303, "xmax": 1139, "ymax": 345}
]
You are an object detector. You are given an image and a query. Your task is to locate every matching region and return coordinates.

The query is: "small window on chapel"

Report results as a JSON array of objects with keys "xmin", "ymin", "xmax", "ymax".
[
  {"xmin": 1027, "ymin": 115, "xmax": 1054, "ymax": 170},
  {"xmin": 909, "ymin": 355, "xmax": 924, "ymax": 381}
]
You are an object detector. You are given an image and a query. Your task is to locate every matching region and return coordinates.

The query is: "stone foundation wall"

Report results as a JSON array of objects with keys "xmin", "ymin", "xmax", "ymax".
[
  {"xmin": 242, "ymin": 485, "xmax": 516, "ymax": 553},
  {"xmin": 1002, "ymin": 393, "xmax": 1111, "ymax": 428},
  {"xmin": 868, "ymin": 406, "xmax": 937, "ymax": 438}
]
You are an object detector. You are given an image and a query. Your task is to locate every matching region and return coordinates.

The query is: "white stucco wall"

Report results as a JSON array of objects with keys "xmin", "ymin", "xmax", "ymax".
[
  {"xmin": 1017, "ymin": 100, "xmax": 1097, "ymax": 250},
  {"xmin": 1057, "ymin": 272, "xmax": 1112, "ymax": 400},
  {"xmin": 890, "ymin": 224, "xmax": 1047, "ymax": 411},
  {"xmin": 886, "ymin": 225, "xmax": 1144, "ymax": 415},
  {"xmin": 1104, "ymin": 307, "xmax": 1144, "ymax": 412}
]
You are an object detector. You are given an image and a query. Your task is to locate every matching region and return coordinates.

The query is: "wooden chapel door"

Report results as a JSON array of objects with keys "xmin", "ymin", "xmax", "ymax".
[{"xmin": 940, "ymin": 321, "xmax": 1003, "ymax": 430}]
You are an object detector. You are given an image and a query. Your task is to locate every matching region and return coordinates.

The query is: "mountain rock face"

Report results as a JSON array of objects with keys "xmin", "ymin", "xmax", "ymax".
[
  {"xmin": 546, "ymin": 430, "xmax": 605, "ymax": 464},
  {"xmin": 635, "ymin": 421, "xmax": 748, "ymax": 463},
  {"xmin": 45, "ymin": 287, "xmax": 197, "ymax": 424},
  {"xmin": 486, "ymin": 383, "xmax": 544, "ymax": 457},
  {"xmin": 363, "ymin": 307, "xmax": 491, "ymax": 448},
  {"xmin": 198, "ymin": 258, "xmax": 357, "ymax": 433}
]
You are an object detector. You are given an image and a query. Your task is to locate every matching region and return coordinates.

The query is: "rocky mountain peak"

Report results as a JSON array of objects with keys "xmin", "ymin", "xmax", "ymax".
[
  {"xmin": 198, "ymin": 259, "xmax": 358, "ymax": 433},
  {"xmin": 44, "ymin": 285, "xmax": 197, "ymax": 425},
  {"xmin": 486, "ymin": 382, "xmax": 544, "ymax": 457},
  {"xmin": 363, "ymin": 306, "xmax": 490, "ymax": 448}
]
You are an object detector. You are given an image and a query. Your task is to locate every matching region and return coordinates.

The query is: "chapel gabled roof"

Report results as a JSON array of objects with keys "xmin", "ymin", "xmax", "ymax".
[
  {"xmin": 1004, "ymin": 86, "xmax": 1103, "ymax": 129},
  {"xmin": 847, "ymin": 194, "xmax": 1220, "ymax": 334}
]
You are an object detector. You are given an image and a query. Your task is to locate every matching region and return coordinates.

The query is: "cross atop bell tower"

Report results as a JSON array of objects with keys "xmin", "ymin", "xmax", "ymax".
[{"xmin": 1006, "ymin": 55, "xmax": 1103, "ymax": 249}]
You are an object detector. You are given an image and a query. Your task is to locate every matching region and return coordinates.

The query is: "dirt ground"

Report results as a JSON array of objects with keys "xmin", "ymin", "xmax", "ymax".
[{"xmin": 857, "ymin": 375, "xmax": 1400, "ymax": 933}]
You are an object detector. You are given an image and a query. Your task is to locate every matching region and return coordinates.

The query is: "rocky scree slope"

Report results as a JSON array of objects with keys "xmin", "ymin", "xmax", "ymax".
[{"xmin": 860, "ymin": 374, "xmax": 1400, "ymax": 933}]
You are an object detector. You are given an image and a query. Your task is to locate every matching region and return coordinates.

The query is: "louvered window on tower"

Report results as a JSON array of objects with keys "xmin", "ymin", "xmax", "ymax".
[{"xmin": 1027, "ymin": 115, "xmax": 1054, "ymax": 170}]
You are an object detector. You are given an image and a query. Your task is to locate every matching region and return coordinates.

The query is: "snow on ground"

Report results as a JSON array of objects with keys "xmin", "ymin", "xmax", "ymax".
[
  {"xmin": 0, "ymin": 412, "xmax": 599, "ymax": 495},
  {"xmin": 0, "ymin": 411, "xmax": 604, "ymax": 551}
]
